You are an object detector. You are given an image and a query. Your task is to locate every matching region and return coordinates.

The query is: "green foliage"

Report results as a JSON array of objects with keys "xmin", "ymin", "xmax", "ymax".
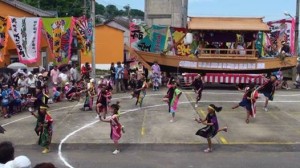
[{"xmin": 20, "ymin": 0, "xmax": 144, "ymax": 19}]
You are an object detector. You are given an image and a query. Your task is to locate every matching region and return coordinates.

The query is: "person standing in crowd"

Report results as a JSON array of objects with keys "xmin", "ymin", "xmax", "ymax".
[
  {"xmin": 31, "ymin": 103, "xmax": 53, "ymax": 154},
  {"xmin": 195, "ymin": 104, "xmax": 228, "ymax": 153},
  {"xmin": 70, "ymin": 64, "xmax": 79, "ymax": 85},
  {"xmin": 256, "ymin": 74, "xmax": 277, "ymax": 112},
  {"xmin": 110, "ymin": 62, "xmax": 116, "ymax": 85},
  {"xmin": 123, "ymin": 64, "xmax": 130, "ymax": 91},
  {"xmin": 115, "ymin": 62, "xmax": 124, "ymax": 93},
  {"xmin": 232, "ymin": 83, "xmax": 258, "ymax": 124},
  {"xmin": 151, "ymin": 61, "xmax": 161, "ymax": 74},
  {"xmin": 17, "ymin": 75, "xmax": 28, "ymax": 99},
  {"xmin": 0, "ymin": 141, "xmax": 14, "ymax": 166},
  {"xmin": 151, "ymin": 61, "xmax": 161, "ymax": 90},
  {"xmin": 8, "ymin": 85, "xmax": 21, "ymax": 115},
  {"xmin": 192, "ymin": 74, "xmax": 204, "ymax": 108},
  {"xmin": 81, "ymin": 62, "xmax": 92, "ymax": 80},
  {"xmin": 58, "ymin": 70, "xmax": 70, "ymax": 100},
  {"xmin": 136, "ymin": 62, "xmax": 145, "ymax": 80},
  {"xmin": 99, "ymin": 102, "xmax": 123, "ymax": 155},
  {"xmin": 169, "ymin": 82, "xmax": 182, "ymax": 122},
  {"xmin": 1, "ymin": 85, "xmax": 10, "ymax": 118},
  {"xmin": 26, "ymin": 73, "xmax": 37, "ymax": 96},
  {"xmin": 50, "ymin": 65, "xmax": 59, "ymax": 86}
]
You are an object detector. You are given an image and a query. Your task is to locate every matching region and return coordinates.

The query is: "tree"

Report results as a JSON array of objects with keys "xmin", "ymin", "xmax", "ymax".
[
  {"xmin": 130, "ymin": 9, "xmax": 144, "ymax": 18},
  {"xmin": 95, "ymin": 3, "xmax": 105, "ymax": 15},
  {"xmin": 105, "ymin": 4, "xmax": 119, "ymax": 19}
]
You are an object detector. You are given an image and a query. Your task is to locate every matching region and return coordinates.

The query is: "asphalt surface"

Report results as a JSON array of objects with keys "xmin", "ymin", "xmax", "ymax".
[{"xmin": 1, "ymin": 86, "xmax": 300, "ymax": 168}]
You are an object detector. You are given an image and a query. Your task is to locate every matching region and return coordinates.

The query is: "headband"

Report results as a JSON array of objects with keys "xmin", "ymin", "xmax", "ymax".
[{"xmin": 208, "ymin": 105, "xmax": 215, "ymax": 111}]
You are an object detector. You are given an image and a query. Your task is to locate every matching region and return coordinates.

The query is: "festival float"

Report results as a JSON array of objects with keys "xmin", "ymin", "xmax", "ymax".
[{"xmin": 128, "ymin": 17, "xmax": 298, "ymax": 74}]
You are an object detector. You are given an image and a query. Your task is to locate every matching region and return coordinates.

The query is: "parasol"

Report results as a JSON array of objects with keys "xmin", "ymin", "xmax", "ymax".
[{"xmin": 7, "ymin": 62, "xmax": 28, "ymax": 70}]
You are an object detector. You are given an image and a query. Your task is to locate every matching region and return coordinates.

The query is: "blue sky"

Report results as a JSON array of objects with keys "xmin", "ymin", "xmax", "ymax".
[{"xmin": 96, "ymin": 0, "xmax": 297, "ymax": 21}]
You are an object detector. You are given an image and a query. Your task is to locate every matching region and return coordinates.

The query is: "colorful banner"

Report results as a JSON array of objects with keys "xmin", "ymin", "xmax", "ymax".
[
  {"xmin": 7, "ymin": 17, "xmax": 42, "ymax": 64},
  {"xmin": 170, "ymin": 27, "xmax": 193, "ymax": 57},
  {"xmin": 151, "ymin": 25, "xmax": 168, "ymax": 53},
  {"xmin": 74, "ymin": 16, "xmax": 93, "ymax": 57},
  {"xmin": 42, "ymin": 17, "xmax": 75, "ymax": 63},
  {"xmin": 0, "ymin": 16, "xmax": 8, "ymax": 62},
  {"xmin": 255, "ymin": 32, "xmax": 271, "ymax": 57},
  {"xmin": 268, "ymin": 18, "xmax": 295, "ymax": 55},
  {"xmin": 130, "ymin": 22, "xmax": 152, "ymax": 52}
]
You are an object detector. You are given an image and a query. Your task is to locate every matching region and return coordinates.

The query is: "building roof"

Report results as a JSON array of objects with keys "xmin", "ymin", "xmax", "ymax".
[
  {"xmin": 1, "ymin": 0, "xmax": 56, "ymax": 17},
  {"xmin": 188, "ymin": 17, "xmax": 270, "ymax": 31},
  {"xmin": 104, "ymin": 17, "xmax": 130, "ymax": 29}
]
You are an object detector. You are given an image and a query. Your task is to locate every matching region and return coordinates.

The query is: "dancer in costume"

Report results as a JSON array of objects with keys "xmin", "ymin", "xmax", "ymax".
[
  {"xmin": 195, "ymin": 104, "xmax": 228, "ymax": 153},
  {"xmin": 232, "ymin": 83, "xmax": 258, "ymax": 123},
  {"xmin": 99, "ymin": 102, "xmax": 123, "ymax": 155},
  {"xmin": 192, "ymin": 74, "xmax": 204, "ymax": 108},
  {"xmin": 169, "ymin": 83, "xmax": 182, "ymax": 122},
  {"xmin": 31, "ymin": 103, "xmax": 53, "ymax": 154},
  {"xmin": 164, "ymin": 77, "xmax": 176, "ymax": 113},
  {"xmin": 96, "ymin": 88, "xmax": 108, "ymax": 119},
  {"xmin": 256, "ymin": 74, "xmax": 277, "ymax": 112},
  {"xmin": 81, "ymin": 78, "xmax": 96, "ymax": 111},
  {"xmin": 132, "ymin": 75, "xmax": 147, "ymax": 107}
]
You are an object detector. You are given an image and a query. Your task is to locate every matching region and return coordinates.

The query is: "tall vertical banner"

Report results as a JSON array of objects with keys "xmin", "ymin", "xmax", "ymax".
[
  {"xmin": 268, "ymin": 18, "xmax": 295, "ymax": 55},
  {"xmin": 42, "ymin": 17, "xmax": 74, "ymax": 63},
  {"xmin": 170, "ymin": 27, "xmax": 192, "ymax": 57},
  {"xmin": 130, "ymin": 22, "xmax": 152, "ymax": 52},
  {"xmin": 74, "ymin": 16, "xmax": 93, "ymax": 57},
  {"xmin": 151, "ymin": 25, "xmax": 168, "ymax": 53},
  {"xmin": 0, "ymin": 16, "xmax": 8, "ymax": 62},
  {"xmin": 7, "ymin": 17, "xmax": 42, "ymax": 64}
]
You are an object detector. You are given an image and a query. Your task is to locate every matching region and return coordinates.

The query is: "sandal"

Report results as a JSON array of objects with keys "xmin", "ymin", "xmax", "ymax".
[{"xmin": 245, "ymin": 118, "xmax": 249, "ymax": 124}]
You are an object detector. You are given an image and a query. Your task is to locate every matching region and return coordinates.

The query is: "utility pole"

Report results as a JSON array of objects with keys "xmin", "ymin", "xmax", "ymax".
[
  {"xmin": 91, "ymin": 0, "xmax": 96, "ymax": 78},
  {"xmin": 83, "ymin": 0, "xmax": 87, "ymax": 16}
]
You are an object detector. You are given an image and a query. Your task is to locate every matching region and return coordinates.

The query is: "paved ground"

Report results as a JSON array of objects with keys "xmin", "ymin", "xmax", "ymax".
[{"xmin": 1, "ymin": 86, "xmax": 300, "ymax": 167}]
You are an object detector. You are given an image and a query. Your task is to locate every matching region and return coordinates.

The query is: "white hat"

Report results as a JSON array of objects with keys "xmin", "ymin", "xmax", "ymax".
[
  {"xmin": 65, "ymin": 82, "xmax": 70, "ymax": 85},
  {"xmin": 100, "ymin": 76, "xmax": 104, "ymax": 79},
  {"xmin": 38, "ymin": 73, "xmax": 43, "ymax": 77},
  {"xmin": 4, "ymin": 155, "xmax": 31, "ymax": 168},
  {"xmin": 90, "ymin": 78, "xmax": 95, "ymax": 83}
]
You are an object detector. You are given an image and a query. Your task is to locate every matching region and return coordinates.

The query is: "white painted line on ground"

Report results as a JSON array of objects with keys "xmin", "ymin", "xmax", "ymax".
[
  {"xmin": 58, "ymin": 101, "xmax": 191, "ymax": 168},
  {"xmin": 0, "ymin": 93, "xmax": 164, "ymax": 127},
  {"xmin": 58, "ymin": 120, "xmax": 99, "ymax": 168},
  {"xmin": 185, "ymin": 91, "xmax": 300, "ymax": 97}
]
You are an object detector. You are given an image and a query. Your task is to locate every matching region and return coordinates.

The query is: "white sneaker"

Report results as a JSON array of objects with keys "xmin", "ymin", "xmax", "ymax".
[
  {"xmin": 112, "ymin": 149, "xmax": 120, "ymax": 155},
  {"xmin": 263, "ymin": 107, "xmax": 268, "ymax": 112},
  {"xmin": 204, "ymin": 148, "xmax": 212, "ymax": 153},
  {"xmin": 195, "ymin": 104, "xmax": 198, "ymax": 108},
  {"xmin": 170, "ymin": 119, "xmax": 174, "ymax": 123}
]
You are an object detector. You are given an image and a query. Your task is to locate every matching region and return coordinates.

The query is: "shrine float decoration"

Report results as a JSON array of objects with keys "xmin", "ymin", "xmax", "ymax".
[{"xmin": 128, "ymin": 17, "xmax": 298, "ymax": 74}]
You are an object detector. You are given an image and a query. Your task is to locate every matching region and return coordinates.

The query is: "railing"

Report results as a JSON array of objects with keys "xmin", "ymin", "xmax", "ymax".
[{"xmin": 197, "ymin": 48, "xmax": 257, "ymax": 59}]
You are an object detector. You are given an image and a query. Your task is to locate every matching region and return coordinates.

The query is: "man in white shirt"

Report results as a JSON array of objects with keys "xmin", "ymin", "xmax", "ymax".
[{"xmin": 70, "ymin": 64, "xmax": 79, "ymax": 85}]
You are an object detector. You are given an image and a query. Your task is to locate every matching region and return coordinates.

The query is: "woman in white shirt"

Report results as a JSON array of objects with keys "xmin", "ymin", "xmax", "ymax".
[
  {"xmin": 18, "ymin": 75, "xmax": 28, "ymax": 97},
  {"xmin": 26, "ymin": 73, "xmax": 37, "ymax": 96}
]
